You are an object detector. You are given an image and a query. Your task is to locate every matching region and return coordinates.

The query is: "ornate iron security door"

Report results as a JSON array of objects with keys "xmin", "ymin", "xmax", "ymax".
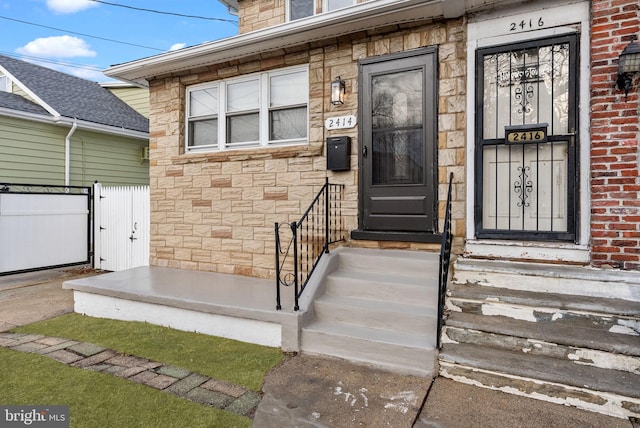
[{"xmin": 475, "ymin": 35, "xmax": 578, "ymax": 241}]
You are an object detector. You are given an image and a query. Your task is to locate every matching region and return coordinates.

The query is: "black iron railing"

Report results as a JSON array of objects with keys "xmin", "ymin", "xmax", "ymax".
[
  {"xmin": 437, "ymin": 172, "xmax": 454, "ymax": 348},
  {"xmin": 275, "ymin": 177, "xmax": 345, "ymax": 311}
]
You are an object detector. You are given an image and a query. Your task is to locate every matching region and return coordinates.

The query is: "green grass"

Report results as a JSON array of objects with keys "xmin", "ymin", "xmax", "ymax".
[
  {"xmin": 0, "ymin": 347, "xmax": 251, "ymax": 428},
  {"xmin": 13, "ymin": 313, "xmax": 283, "ymax": 392}
]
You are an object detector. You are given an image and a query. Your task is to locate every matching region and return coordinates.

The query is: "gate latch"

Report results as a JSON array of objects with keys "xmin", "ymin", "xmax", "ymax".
[{"xmin": 129, "ymin": 222, "xmax": 138, "ymax": 241}]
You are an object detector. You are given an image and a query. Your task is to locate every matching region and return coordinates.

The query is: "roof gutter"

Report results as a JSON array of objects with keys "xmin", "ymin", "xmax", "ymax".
[
  {"xmin": 105, "ymin": 0, "xmax": 449, "ymax": 85},
  {"xmin": 0, "ymin": 107, "xmax": 148, "ymax": 140},
  {"xmin": 106, "ymin": 0, "xmax": 520, "ymax": 85}
]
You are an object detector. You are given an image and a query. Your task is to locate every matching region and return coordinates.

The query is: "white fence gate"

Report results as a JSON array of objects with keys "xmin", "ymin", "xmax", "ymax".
[
  {"xmin": 94, "ymin": 183, "xmax": 149, "ymax": 272},
  {"xmin": 0, "ymin": 184, "xmax": 90, "ymax": 274}
]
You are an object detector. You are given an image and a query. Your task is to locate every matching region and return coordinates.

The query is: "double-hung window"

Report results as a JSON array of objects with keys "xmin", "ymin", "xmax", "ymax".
[
  {"xmin": 226, "ymin": 78, "xmax": 260, "ymax": 148},
  {"xmin": 188, "ymin": 86, "xmax": 219, "ymax": 149},
  {"xmin": 186, "ymin": 66, "xmax": 308, "ymax": 153}
]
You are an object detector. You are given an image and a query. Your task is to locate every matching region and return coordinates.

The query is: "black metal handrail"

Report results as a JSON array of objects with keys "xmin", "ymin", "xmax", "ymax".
[
  {"xmin": 437, "ymin": 172, "xmax": 454, "ymax": 348},
  {"xmin": 275, "ymin": 177, "xmax": 345, "ymax": 311}
]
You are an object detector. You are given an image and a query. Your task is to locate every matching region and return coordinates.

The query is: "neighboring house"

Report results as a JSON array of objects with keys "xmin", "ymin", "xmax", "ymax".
[
  {"xmin": 100, "ymin": 0, "xmax": 639, "ymax": 420},
  {"xmin": 100, "ymin": 81, "xmax": 150, "ymax": 118},
  {"xmin": 0, "ymin": 54, "xmax": 149, "ymax": 187}
]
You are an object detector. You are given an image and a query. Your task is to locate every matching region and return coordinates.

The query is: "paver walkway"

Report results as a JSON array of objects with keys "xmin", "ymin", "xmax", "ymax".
[{"xmin": 0, "ymin": 332, "xmax": 261, "ymax": 418}]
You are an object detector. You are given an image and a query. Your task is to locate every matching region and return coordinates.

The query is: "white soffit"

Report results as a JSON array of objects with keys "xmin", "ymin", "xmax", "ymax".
[{"xmin": 105, "ymin": 0, "xmax": 515, "ymax": 85}]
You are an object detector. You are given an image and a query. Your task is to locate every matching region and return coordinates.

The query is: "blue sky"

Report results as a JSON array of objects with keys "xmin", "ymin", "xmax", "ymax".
[{"xmin": 0, "ymin": 0, "xmax": 239, "ymax": 82}]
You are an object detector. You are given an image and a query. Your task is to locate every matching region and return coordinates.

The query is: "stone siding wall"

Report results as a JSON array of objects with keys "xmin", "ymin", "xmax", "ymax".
[
  {"xmin": 148, "ymin": 19, "xmax": 467, "ymax": 278},
  {"xmin": 238, "ymin": 0, "xmax": 285, "ymax": 33},
  {"xmin": 590, "ymin": 0, "xmax": 640, "ymax": 270}
]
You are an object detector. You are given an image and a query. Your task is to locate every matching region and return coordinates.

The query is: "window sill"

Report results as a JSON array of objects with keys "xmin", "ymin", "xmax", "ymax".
[{"xmin": 173, "ymin": 143, "xmax": 322, "ymax": 164}]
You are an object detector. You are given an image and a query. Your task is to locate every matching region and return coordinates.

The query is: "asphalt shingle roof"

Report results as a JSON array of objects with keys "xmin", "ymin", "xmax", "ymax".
[
  {"xmin": 0, "ymin": 90, "xmax": 49, "ymax": 115},
  {"xmin": 0, "ymin": 54, "xmax": 148, "ymax": 133}
]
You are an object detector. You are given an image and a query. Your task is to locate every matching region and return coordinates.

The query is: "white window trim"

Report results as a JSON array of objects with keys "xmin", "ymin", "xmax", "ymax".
[
  {"xmin": 322, "ymin": 0, "xmax": 356, "ymax": 13},
  {"xmin": 186, "ymin": 65, "xmax": 309, "ymax": 153}
]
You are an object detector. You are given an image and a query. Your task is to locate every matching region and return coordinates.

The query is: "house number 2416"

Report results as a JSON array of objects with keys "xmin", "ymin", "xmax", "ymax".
[{"xmin": 510, "ymin": 17, "xmax": 544, "ymax": 32}]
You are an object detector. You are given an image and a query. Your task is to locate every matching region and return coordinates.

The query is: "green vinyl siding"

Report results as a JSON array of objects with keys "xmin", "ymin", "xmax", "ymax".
[
  {"xmin": 68, "ymin": 129, "xmax": 149, "ymax": 186},
  {"xmin": 107, "ymin": 87, "xmax": 149, "ymax": 118},
  {"xmin": 0, "ymin": 115, "xmax": 148, "ymax": 187},
  {"xmin": 0, "ymin": 117, "xmax": 67, "ymax": 184}
]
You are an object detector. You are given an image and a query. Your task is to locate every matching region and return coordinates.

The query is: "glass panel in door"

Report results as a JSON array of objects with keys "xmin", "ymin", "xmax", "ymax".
[{"xmin": 371, "ymin": 69, "xmax": 424, "ymax": 186}]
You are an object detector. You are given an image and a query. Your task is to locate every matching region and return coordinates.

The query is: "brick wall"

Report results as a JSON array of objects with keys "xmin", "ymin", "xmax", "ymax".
[
  {"xmin": 147, "ymin": 19, "xmax": 467, "ymax": 279},
  {"xmin": 590, "ymin": 0, "xmax": 640, "ymax": 270}
]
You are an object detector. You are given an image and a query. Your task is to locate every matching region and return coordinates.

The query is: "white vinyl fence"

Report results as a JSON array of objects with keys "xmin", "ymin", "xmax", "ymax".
[
  {"xmin": 94, "ymin": 183, "xmax": 149, "ymax": 272},
  {"xmin": 0, "ymin": 186, "xmax": 90, "ymax": 274}
]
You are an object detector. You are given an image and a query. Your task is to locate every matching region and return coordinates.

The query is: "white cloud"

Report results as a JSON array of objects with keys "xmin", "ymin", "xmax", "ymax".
[
  {"xmin": 70, "ymin": 67, "xmax": 108, "ymax": 82},
  {"xmin": 16, "ymin": 36, "xmax": 96, "ymax": 58},
  {"xmin": 169, "ymin": 43, "xmax": 186, "ymax": 51},
  {"xmin": 46, "ymin": 0, "xmax": 98, "ymax": 14}
]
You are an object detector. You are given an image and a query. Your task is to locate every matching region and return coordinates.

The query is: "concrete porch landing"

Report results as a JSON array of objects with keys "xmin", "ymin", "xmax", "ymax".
[{"xmin": 63, "ymin": 266, "xmax": 297, "ymax": 348}]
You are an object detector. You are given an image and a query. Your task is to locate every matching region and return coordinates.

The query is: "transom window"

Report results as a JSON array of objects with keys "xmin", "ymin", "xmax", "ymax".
[{"xmin": 186, "ymin": 66, "xmax": 308, "ymax": 152}]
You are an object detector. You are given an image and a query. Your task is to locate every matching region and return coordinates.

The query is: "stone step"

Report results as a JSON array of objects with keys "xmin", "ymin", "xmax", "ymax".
[
  {"xmin": 452, "ymin": 258, "xmax": 640, "ymax": 302},
  {"xmin": 439, "ymin": 360, "xmax": 640, "ymax": 420},
  {"xmin": 448, "ymin": 283, "xmax": 640, "ymax": 318},
  {"xmin": 298, "ymin": 247, "xmax": 439, "ymax": 377},
  {"xmin": 325, "ymin": 269, "xmax": 438, "ymax": 307},
  {"xmin": 440, "ymin": 342, "xmax": 640, "ymax": 399},
  {"xmin": 443, "ymin": 326, "xmax": 640, "ymax": 375},
  {"xmin": 444, "ymin": 311, "xmax": 640, "ymax": 357},
  {"xmin": 301, "ymin": 320, "xmax": 436, "ymax": 377},
  {"xmin": 314, "ymin": 294, "xmax": 437, "ymax": 336},
  {"xmin": 337, "ymin": 247, "xmax": 439, "ymax": 277},
  {"xmin": 439, "ymin": 343, "xmax": 640, "ymax": 419},
  {"xmin": 447, "ymin": 300, "xmax": 639, "ymax": 338}
]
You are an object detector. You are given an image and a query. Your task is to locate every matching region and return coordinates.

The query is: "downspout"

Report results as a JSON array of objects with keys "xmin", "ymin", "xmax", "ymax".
[{"xmin": 65, "ymin": 120, "xmax": 78, "ymax": 186}]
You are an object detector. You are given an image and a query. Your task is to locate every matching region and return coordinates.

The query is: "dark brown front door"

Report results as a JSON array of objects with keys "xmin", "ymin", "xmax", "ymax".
[{"xmin": 358, "ymin": 48, "xmax": 438, "ymax": 234}]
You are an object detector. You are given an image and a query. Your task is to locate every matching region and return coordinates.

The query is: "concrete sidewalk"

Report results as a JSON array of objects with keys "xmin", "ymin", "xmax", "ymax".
[
  {"xmin": 0, "ymin": 267, "xmax": 95, "ymax": 332},
  {"xmin": 0, "ymin": 268, "xmax": 634, "ymax": 427}
]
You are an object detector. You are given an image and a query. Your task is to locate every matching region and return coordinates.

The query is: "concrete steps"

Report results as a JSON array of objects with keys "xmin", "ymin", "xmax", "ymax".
[
  {"xmin": 300, "ymin": 247, "xmax": 439, "ymax": 377},
  {"xmin": 440, "ymin": 258, "xmax": 640, "ymax": 420}
]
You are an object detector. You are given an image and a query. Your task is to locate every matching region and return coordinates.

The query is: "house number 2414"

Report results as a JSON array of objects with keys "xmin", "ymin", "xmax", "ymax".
[
  {"xmin": 510, "ymin": 17, "xmax": 544, "ymax": 32},
  {"xmin": 325, "ymin": 115, "xmax": 357, "ymax": 130}
]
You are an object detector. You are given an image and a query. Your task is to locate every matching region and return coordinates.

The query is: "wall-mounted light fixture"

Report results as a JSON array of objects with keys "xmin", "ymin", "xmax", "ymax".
[
  {"xmin": 331, "ymin": 76, "xmax": 346, "ymax": 105},
  {"xmin": 616, "ymin": 35, "xmax": 640, "ymax": 100}
]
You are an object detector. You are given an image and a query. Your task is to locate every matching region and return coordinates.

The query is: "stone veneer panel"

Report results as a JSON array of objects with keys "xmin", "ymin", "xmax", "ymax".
[{"xmin": 147, "ymin": 19, "xmax": 467, "ymax": 278}]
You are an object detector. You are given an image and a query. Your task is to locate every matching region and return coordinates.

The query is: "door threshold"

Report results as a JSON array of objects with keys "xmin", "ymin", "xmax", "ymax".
[{"xmin": 351, "ymin": 230, "xmax": 442, "ymax": 243}]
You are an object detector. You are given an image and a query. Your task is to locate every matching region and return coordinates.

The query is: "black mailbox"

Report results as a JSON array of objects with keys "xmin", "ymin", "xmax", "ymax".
[{"xmin": 326, "ymin": 136, "xmax": 351, "ymax": 171}]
